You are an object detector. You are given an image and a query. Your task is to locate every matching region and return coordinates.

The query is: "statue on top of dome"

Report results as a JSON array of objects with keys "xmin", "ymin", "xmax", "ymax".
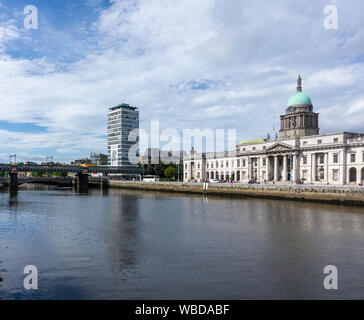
[{"xmin": 297, "ymin": 75, "xmax": 302, "ymax": 92}]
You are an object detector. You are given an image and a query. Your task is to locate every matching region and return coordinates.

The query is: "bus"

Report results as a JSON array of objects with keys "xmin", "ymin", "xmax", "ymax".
[{"xmin": 142, "ymin": 175, "xmax": 159, "ymax": 182}]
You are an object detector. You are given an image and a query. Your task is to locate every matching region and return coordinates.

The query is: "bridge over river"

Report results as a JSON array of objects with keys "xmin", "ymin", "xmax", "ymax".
[{"xmin": 0, "ymin": 164, "xmax": 141, "ymax": 188}]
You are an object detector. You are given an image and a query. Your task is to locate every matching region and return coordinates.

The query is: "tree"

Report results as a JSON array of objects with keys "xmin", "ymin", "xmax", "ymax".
[
  {"xmin": 164, "ymin": 166, "xmax": 178, "ymax": 180},
  {"xmin": 146, "ymin": 164, "xmax": 155, "ymax": 175},
  {"xmin": 155, "ymin": 163, "xmax": 165, "ymax": 177}
]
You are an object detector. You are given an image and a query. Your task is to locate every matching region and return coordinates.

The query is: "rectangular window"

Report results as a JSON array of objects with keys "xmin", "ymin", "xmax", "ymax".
[
  {"xmin": 207, "ymin": 163, "xmax": 209, "ymax": 169},
  {"xmin": 185, "ymin": 164, "xmax": 187, "ymax": 169},
  {"xmin": 237, "ymin": 159, "xmax": 240, "ymax": 167},
  {"xmin": 243, "ymin": 160, "xmax": 246, "ymax": 167},
  {"xmin": 319, "ymin": 170, "xmax": 324, "ymax": 180},
  {"xmin": 198, "ymin": 163, "xmax": 200, "ymax": 169},
  {"xmin": 302, "ymin": 170, "xmax": 308, "ymax": 179},
  {"xmin": 317, "ymin": 139, "xmax": 322, "ymax": 144},
  {"xmin": 319, "ymin": 155, "xmax": 324, "ymax": 164},
  {"xmin": 333, "ymin": 169, "xmax": 339, "ymax": 180},
  {"xmin": 221, "ymin": 161, "xmax": 224, "ymax": 168},
  {"xmin": 303, "ymin": 141, "xmax": 307, "ymax": 145},
  {"xmin": 351, "ymin": 153, "xmax": 356, "ymax": 163},
  {"xmin": 303, "ymin": 156, "xmax": 307, "ymax": 165},
  {"xmin": 334, "ymin": 138, "xmax": 339, "ymax": 143},
  {"xmin": 252, "ymin": 147, "xmax": 256, "ymax": 151},
  {"xmin": 333, "ymin": 154, "xmax": 338, "ymax": 163},
  {"xmin": 216, "ymin": 161, "xmax": 218, "ymax": 168},
  {"xmin": 263, "ymin": 158, "xmax": 266, "ymax": 166},
  {"xmin": 226, "ymin": 161, "xmax": 229, "ymax": 167}
]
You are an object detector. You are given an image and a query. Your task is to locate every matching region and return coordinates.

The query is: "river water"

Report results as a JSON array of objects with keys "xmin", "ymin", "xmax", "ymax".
[{"xmin": 1, "ymin": 184, "xmax": 364, "ymax": 299}]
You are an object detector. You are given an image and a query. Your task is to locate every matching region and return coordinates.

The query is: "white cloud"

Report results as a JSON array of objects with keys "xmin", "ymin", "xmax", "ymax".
[{"xmin": 0, "ymin": 0, "xmax": 364, "ymax": 161}]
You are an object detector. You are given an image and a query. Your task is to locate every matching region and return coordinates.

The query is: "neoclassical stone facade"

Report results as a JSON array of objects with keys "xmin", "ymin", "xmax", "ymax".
[{"xmin": 183, "ymin": 77, "xmax": 364, "ymax": 185}]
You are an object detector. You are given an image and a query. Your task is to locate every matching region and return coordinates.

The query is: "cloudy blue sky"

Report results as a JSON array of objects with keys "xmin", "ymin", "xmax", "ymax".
[{"xmin": 0, "ymin": 0, "xmax": 363, "ymax": 162}]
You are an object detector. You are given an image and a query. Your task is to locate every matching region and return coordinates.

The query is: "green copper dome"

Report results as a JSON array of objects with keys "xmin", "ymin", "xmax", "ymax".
[{"xmin": 287, "ymin": 91, "xmax": 312, "ymax": 106}]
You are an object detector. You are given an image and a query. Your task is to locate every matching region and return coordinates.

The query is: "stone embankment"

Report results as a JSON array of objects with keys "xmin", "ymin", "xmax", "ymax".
[{"xmin": 108, "ymin": 181, "xmax": 364, "ymax": 206}]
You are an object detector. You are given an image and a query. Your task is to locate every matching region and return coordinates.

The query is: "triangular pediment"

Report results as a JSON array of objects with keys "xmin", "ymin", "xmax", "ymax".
[{"xmin": 266, "ymin": 142, "xmax": 294, "ymax": 152}]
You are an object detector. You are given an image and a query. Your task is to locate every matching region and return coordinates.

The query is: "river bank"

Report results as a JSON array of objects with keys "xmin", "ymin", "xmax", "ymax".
[{"xmin": 108, "ymin": 181, "xmax": 364, "ymax": 206}]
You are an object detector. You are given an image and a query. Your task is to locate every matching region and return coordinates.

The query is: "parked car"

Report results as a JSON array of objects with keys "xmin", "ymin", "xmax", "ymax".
[{"xmin": 209, "ymin": 179, "xmax": 221, "ymax": 183}]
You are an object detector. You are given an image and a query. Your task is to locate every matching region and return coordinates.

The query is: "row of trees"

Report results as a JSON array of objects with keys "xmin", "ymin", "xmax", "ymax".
[
  {"xmin": 140, "ymin": 162, "xmax": 182, "ymax": 181},
  {"xmin": 30, "ymin": 172, "xmax": 68, "ymax": 177}
]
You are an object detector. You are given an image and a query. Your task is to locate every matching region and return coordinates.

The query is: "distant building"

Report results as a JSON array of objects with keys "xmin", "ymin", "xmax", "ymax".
[
  {"xmin": 140, "ymin": 148, "xmax": 185, "ymax": 165},
  {"xmin": 90, "ymin": 152, "xmax": 108, "ymax": 165},
  {"xmin": 71, "ymin": 158, "xmax": 92, "ymax": 166},
  {"xmin": 107, "ymin": 103, "xmax": 139, "ymax": 179},
  {"xmin": 183, "ymin": 76, "xmax": 364, "ymax": 185}
]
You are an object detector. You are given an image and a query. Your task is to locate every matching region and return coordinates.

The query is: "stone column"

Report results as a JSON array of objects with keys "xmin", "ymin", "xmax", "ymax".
[
  {"xmin": 307, "ymin": 154, "xmax": 311, "ymax": 183},
  {"xmin": 274, "ymin": 156, "xmax": 279, "ymax": 181},
  {"xmin": 312, "ymin": 153, "xmax": 316, "ymax": 182},
  {"xmin": 257, "ymin": 157, "xmax": 260, "ymax": 182},
  {"xmin": 282, "ymin": 155, "xmax": 288, "ymax": 182},
  {"xmin": 342, "ymin": 147, "xmax": 347, "ymax": 185},
  {"xmin": 266, "ymin": 156, "xmax": 270, "ymax": 182},
  {"xmin": 357, "ymin": 167, "xmax": 361, "ymax": 185},
  {"xmin": 247, "ymin": 158, "xmax": 251, "ymax": 180},
  {"xmin": 324, "ymin": 153, "xmax": 329, "ymax": 184},
  {"xmin": 292, "ymin": 154, "xmax": 297, "ymax": 183}
]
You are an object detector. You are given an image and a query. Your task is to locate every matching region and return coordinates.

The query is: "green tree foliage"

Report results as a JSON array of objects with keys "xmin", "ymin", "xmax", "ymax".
[
  {"xmin": 31, "ymin": 171, "xmax": 46, "ymax": 177},
  {"xmin": 141, "ymin": 161, "xmax": 182, "ymax": 180},
  {"xmin": 52, "ymin": 172, "xmax": 67, "ymax": 177},
  {"xmin": 164, "ymin": 166, "xmax": 178, "ymax": 180}
]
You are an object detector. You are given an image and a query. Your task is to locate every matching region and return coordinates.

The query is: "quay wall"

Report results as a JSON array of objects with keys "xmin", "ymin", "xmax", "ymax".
[{"xmin": 108, "ymin": 181, "xmax": 364, "ymax": 206}]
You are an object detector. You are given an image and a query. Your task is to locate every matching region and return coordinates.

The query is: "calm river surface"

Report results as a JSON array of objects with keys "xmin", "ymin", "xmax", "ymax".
[{"xmin": 1, "ymin": 184, "xmax": 364, "ymax": 299}]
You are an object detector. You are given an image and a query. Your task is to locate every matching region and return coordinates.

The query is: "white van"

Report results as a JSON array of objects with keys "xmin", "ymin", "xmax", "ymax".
[{"xmin": 142, "ymin": 175, "xmax": 159, "ymax": 182}]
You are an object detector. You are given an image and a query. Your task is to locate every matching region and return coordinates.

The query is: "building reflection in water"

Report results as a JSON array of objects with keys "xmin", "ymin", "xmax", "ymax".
[{"xmin": 104, "ymin": 189, "xmax": 141, "ymax": 279}]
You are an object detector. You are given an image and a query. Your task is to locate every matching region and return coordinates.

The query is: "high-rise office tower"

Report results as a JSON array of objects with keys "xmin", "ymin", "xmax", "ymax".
[{"xmin": 107, "ymin": 103, "xmax": 139, "ymax": 168}]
